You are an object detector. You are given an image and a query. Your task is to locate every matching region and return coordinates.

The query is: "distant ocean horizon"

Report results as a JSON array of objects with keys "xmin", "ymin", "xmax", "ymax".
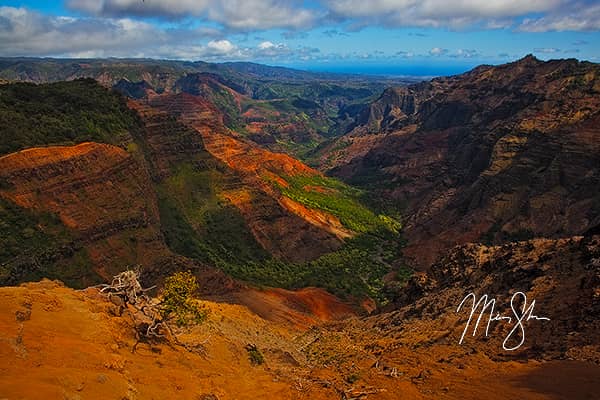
[{"xmin": 295, "ymin": 63, "xmax": 485, "ymax": 78}]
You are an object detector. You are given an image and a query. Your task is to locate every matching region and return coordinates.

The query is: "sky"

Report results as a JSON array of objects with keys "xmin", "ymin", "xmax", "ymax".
[{"xmin": 0, "ymin": 0, "xmax": 599, "ymax": 76}]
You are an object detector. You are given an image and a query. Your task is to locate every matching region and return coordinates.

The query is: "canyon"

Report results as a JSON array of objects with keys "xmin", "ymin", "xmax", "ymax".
[{"xmin": 0, "ymin": 56, "xmax": 599, "ymax": 399}]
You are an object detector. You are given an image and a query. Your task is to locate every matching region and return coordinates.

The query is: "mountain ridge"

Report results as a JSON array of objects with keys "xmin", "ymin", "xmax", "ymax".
[{"xmin": 321, "ymin": 55, "xmax": 600, "ymax": 269}]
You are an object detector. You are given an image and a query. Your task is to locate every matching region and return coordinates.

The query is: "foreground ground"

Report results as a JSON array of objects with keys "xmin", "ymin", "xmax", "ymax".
[{"xmin": 0, "ymin": 280, "xmax": 598, "ymax": 399}]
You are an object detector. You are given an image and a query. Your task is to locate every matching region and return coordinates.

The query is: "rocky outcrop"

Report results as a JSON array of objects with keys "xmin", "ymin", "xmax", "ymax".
[
  {"xmin": 351, "ymin": 86, "xmax": 420, "ymax": 133},
  {"xmin": 380, "ymin": 235, "xmax": 600, "ymax": 362},
  {"xmin": 127, "ymin": 97, "xmax": 219, "ymax": 181},
  {"xmin": 327, "ymin": 56, "xmax": 600, "ymax": 268}
]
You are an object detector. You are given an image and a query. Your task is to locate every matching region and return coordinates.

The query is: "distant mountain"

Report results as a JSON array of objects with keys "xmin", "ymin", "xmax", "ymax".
[
  {"xmin": 222, "ymin": 61, "xmax": 363, "ymax": 80},
  {"xmin": 0, "ymin": 57, "xmax": 413, "ymax": 84},
  {"xmin": 0, "ymin": 57, "xmax": 416, "ymax": 159},
  {"xmin": 319, "ymin": 55, "xmax": 600, "ymax": 268}
]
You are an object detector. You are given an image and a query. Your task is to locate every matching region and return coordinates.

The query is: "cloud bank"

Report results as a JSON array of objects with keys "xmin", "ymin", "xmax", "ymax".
[
  {"xmin": 66, "ymin": 0, "xmax": 318, "ymax": 31},
  {"xmin": 63, "ymin": 0, "xmax": 600, "ymax": 32},
  {"xmin": 0, "ymin": 7, "xmax": 316, "ymax": 60},
  {"xmin": 1, "ymin": 1, "xmax": 599, "ymax": 62}
]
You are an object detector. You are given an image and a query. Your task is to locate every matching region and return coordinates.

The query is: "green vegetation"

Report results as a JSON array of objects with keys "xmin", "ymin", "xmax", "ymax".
[
  {"xmin": 245, "ymin": 344, "xmax": 265, "ymax": 366},
  {"xmin": 160, "ymin": 271, "xmax": 207, "ymax": 327},
  {"xmin": 0, "ymin": 198, "xmax": 68, "ymax": 263},
  {"xmin": 278, "ymin": 174, "xmax": 401, "ymax": 234},
  {"xmin": 158, "ymin": 164, "xmax": 406, "ymax": 302},
  {"xmin": 239, "ymin": 172, "xmax": 406, "ymax": 302},
  {"xmin": 159, "ymin": 194, "xmax": 398, "ymax": 301},
  {"xmin": 157, "ymin": 162, "xmax": 270, "ymax": 268},
  {"xmin": 0, "ymin": 197, "xmax": 100, "ymax": 287},
  {"xmin": 233, "ymin": 233, "xmax": 399, "ymax": 301},
  {"xmin": 0, "ymin": 79, "xmax": 139, "ymax": 155}
]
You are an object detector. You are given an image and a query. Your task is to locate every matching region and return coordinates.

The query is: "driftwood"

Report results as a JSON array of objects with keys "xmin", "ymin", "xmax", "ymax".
[
  {"xmin": 97, "ymin": 269, "xmax": 170, "ymax": 351},
  {"xmin": 99, "ymin": 269, "xmax": 154, "ymax": 306},
  {"xmin": 97, "ymin": 269, "xmax": 209, "ymax": 356}
]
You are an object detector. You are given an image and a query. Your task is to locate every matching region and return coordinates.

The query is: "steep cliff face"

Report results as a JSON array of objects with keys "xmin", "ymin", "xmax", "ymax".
[
  {"xmin": 134, "ymin": 93, "xmax": 346, "ymax": 262},
  {"xmin": 173, "ymin": 73, "xmax": 246, "ymax": 130},
  {"xmin": 0, "ymin": 143, "xmax": 171, "ymax": 285},
  {"xmin": 113, "ymin": 78, "xmax": 157, "ymax": 99},
  {"xmin": 351, "ymin": 86, "xmax": 422, "ymax": 133},
  {"xmin": 326, "ymin": 56, "xmax": 600, "ymax": 268}
]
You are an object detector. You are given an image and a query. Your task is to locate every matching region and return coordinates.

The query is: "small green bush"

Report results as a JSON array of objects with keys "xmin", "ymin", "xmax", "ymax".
[
  {"xmin": 160, "ymin": 271, "xmax": 207, "ymax": 326},
  {"xmin": 245, "ymin": 344, "xmax": 265, "ymax": 366},
  {"xmin": 345, "ymin": 373, "xmax": 360, "ymax": 384}
]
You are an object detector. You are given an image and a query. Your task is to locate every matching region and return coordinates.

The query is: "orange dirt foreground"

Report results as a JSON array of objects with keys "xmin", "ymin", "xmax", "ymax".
[{"xmin": 1, "ymin": 280, "xmax": 599, "ymax": 399}]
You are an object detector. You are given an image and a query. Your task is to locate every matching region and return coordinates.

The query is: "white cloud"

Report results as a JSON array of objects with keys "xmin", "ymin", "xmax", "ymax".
[
  {"xmin": 0, "ymin": 6, "xmax": 166, "ymax": 57},
  {"xmin": 60, "ymin": 0, "xmax": 600, "ymax": 33},
  {"xmin": 207, "ymin": 39, "xmax": 236, "ymax": 54},
  {"xmin": 258, "ymin": 41, "xmax": 276, "ymax": 50},
  {"xmin": 452, "ymin": 49, "xmax": 480, "ymax": 58},
  {"xmin": 429, "ymin": 47, "xmax": 448, "ymax": 56},
  {"xmin": 519, "ymin": 3, "xmax": 600, "ymax": 32},
  {"xmin": 66, "ymin": 0, "xmax": 318, "ymax": 31},
  {"xmin": 254, "ymin": 42, "xmax": 293, "ymax": 58},
  {"xmin": 324, "ymin": 0, "xmax": 566, "ymax": 29},
  {"xmin": 0, "ymin": 7, "xmax": 318, "ymax": 61}
]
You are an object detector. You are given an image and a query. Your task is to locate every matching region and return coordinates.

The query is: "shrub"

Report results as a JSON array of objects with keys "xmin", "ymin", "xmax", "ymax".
[
  {"xmin": 160, "ymin": 271, "xmax": 207, "ymax": 326},
  {"xmin": 345, "ymin": 373, "xmax": 360, "ymax": 384},
  {"xmin": 245, "ymin": 344, "xmax": 265, "ymax": 365}
]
